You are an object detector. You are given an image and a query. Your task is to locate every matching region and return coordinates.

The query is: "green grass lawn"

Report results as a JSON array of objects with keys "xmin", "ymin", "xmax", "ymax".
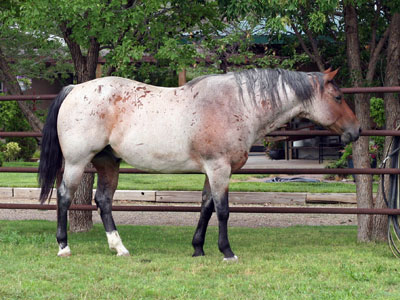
[
  {"xmin": 0, "ymin": 220, "xmax": 399, "ymax": 299},
  {"xmin": 0, "ymin": 161, "xmax": 377, "ymax": 193}
]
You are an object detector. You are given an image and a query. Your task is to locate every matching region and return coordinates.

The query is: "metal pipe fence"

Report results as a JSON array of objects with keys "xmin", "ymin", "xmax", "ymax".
[
  {"xmin": 1, "ymin": 129, "xmax": 400, "ymax": 138},
  {"xmin": 0, "ymin": 86, "xmax": 399, "ymax": 214},
  {"xmin": 0, "ymin": 203, "xmax": 399, "ymax": 215},
  {"xmin": 0, "ymin": 166, "xmax": 399, "ymax": 175}
]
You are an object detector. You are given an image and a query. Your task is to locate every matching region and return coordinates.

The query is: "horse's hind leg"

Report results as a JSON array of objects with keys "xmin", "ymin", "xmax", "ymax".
[
  {"xmin": 192, "ymin": 175, "xmax": 214, "ymax": 256},
  {"xmin": 92, "ymin": 148, "xmax": 129, "ymax": 256},
  {"xmin": 57, "ymin": 161, "xmax": 88, "ymax": 257}
]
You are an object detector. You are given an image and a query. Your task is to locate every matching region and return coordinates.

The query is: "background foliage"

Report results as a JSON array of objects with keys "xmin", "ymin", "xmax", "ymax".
[{"xmin": 0, "ymin": 100, "xmax": 36, "ymax": 160}]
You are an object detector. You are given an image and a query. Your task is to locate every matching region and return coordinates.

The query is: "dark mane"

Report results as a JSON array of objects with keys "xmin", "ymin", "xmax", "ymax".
[
  {"xmin": 186, "ymin": 68, "xmax": 324, "ymax": 107},
  {"xmin": 234, "ymin": 68, "xmax": 323, "ymax": 106}
]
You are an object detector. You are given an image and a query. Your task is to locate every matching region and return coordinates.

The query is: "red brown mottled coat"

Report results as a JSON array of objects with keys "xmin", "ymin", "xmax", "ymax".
[{"xmin": 40, "ymin": 69, "xmax": 360, "ymax": 259}]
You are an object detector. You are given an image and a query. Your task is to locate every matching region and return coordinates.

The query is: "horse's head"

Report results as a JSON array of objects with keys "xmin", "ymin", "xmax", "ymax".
[{"xmin": 306, "ymin": 69, "xmax": 361, "ymax": 144}]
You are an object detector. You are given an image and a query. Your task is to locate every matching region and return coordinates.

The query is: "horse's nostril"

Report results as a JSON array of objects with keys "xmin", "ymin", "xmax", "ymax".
[{"xmin": 359, "ymin": 128, "xmax": 362, "ymax": 134}]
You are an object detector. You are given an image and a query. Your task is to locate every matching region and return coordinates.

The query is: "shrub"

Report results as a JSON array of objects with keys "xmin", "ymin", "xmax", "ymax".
[
  {"xmin": 6, "ymin": 137, "xmax": 37, "ymax": 161},
  {"xmin": 0, "ymin": 100, "xmax": 38, "ymax": 161},
  {"xmin": 325, "ymin": 144, "xmax": 353, "ymax": 180},
  {"xmin": 0, "ymin": 151, "xmax": 4, "ymax": 166},
  {"xmin": 4, "ymin": 142, "xmax": 21, "ymax": 161},
  {"xmin": 370, "ymin": 97, "xmax": 385, "ymax": 127}
]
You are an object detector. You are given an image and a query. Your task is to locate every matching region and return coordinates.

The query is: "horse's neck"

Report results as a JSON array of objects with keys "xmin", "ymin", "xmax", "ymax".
[{"xmin": 249, "ymin": 89, "xmax": 305, "ymax": 142}]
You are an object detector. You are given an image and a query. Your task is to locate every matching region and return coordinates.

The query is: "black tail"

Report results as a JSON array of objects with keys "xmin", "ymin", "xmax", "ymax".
[{"xmin": 38, "ymin": 85, "xmax": 74, "ymax": 203}]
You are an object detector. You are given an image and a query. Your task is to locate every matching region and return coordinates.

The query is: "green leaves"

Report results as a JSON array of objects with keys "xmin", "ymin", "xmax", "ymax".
[
  {"xmin": 370, "ymin": 97, "xmax": 385, "ymax": 128},
  {"xmin": 1, "ymin": 1, "xmax": 73, "ymax": 82},
  {"xmin": 308, "ymin": 11, "xmax": 327, "ymax": 33}
]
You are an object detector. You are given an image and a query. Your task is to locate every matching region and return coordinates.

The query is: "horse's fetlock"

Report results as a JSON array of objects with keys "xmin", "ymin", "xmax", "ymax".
[
  {"xmin": 218, "ymin": 239, "xmax": 234, "ymax": 256},
  {"xmin": 57, "ymin": 230, "xmax": 67, "ymax": 243},
  {"xmin": 192, "ymin": 237, "xmax": 204, "ymax": 249},
  {"xmin": 57, "ymin": 245, "xmax": 71, "ymax": 257},
  {"xmin": 192, "ymin": 248, "xmax": 205, "ymax": 257}
]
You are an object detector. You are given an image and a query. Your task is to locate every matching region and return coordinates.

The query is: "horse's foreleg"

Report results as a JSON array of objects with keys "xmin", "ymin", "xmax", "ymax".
[
  {"xmin": 92, "ymin": 150, "xmax": 129, "ymax": 256},
  {"xmin": 192, "ymin": 176, "xmax": 214, "ymax": 257},
  {"xmin": 95, "ymin": 190, "xmax": 129, "ymax": 256},
  {"xmin": 206, "ymin": 163, "xmax": 237, "ymax": 261}
]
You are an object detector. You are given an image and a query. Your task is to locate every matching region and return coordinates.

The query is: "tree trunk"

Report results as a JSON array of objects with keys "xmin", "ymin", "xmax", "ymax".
[
  {"xmin": 372, "ymin": 12, "xmax": 400, "ymax": 241},
  {"xmin": 0, "ymin": 47, "xmax": 44, "ymax": 133},
  {"xmin": 62, "ymin": 24, "xmax": 100, "ymax": 233},
  {"xmin": 344, "ymin": 4, "xmax": 374, "ymax": 242},
  {"xmin": 68, "ymin": 170, "xmax": 94, "ymax": 232}
]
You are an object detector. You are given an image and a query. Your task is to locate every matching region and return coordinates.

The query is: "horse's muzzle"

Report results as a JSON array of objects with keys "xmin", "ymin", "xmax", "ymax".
[{"xmin": 341, "ymin": 127, "xmax": 361, "ymax": 144}]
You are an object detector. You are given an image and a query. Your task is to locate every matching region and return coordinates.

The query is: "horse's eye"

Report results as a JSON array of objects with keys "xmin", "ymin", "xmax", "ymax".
[{"xmin": 335, "ymin": 95, "xmax": 342, "ymax": 103}]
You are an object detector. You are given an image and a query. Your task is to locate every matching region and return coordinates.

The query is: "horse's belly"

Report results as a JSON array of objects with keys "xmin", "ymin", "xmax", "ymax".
[
  {"xmin": 110, "ymin": 125, "xmax": 200, "ymax": 173},
  {"xmin": 120, "ymin": 148, "xmax": 201, "ymax": 173},
  {"xmin": 107, "ymin": 106, "xmax": 202, "ymax": 172}
]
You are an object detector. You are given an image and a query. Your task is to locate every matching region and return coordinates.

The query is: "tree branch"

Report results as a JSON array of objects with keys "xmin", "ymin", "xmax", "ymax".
[
  {"xmin": 291, "ymin": 23, "xmax": 314, "ymax": 60},
  {"xmin": 0, "ymin": 47, "xmax": 43, "ymax": 132},
  {"xmin": 60, "ymin": 22, "xmax": 85, "ymax": 73},
  {"xmin": 366, "ymin": 25, "xmax": 390, "ymax": 83},
  {"xmin": 369, "ymin": 0, "xmax": 383, "ymax": 57},
  {"xmin": 304, "ymin": 27, "xmax": 325, "ymax": 71},
  {"xmin": 297, "ymin": 7, "xmax": 325, "ymax": 71},
  {"xmin": 291, "ymin": 22, "xmax": 324, "ymax": 71}
]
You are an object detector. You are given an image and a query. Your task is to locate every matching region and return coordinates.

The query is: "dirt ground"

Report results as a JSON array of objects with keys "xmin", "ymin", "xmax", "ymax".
[{"xmin": 0, "ymin": 203, "xmax": 357, "ymax": 228}]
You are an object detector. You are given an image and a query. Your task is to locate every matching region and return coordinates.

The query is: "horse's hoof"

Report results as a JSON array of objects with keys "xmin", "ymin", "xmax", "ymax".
[
  {"xmin": 192, "ymin": 253, "xmax": 205, "ymax": 257},
  {"xmin": 192, "ymin": 249, "xmax": 205, "ymax": 257},
  {"xmin": 111, "ymin": 246, "xmax": 130, "ymax": 256},
  {"xmin": 57, "ymin": 245, "xmax": 71, "ymax": 257},
  {"xmin": 223, "ymin": 255, "xmax": 238, "ymax": 262},
  {"xmin": 116, "ymin": 250, "xmax": 130, "ymax": 257}
]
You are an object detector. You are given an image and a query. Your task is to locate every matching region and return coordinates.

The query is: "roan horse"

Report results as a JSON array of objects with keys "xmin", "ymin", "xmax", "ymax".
[{"xmin": 38, "ymin": 68, "xmax": 360, "ymax": 260}]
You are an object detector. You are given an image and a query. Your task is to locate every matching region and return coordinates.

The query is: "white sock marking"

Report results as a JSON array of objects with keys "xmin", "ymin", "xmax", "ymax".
[
  {"xmin": 106, "ymin": 231, "xmax": 130, "ymax": 256},
  {"xmin": 223, "ymin": 255, "xmax": 238, "ymax": 262},
  {"xmin": 57, "ymin": 245, "xmax": 71, "ymax": 257}
]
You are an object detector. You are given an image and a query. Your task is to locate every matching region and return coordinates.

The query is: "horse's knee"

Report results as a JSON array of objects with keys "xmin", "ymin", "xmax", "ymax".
[
  {"xmin": 95, "ymin": 193, "xmax": 112, "ymax": 214},
  {"xmin": 200, "ymin": 198, "xmax": 214, "ymax": 217},
  {"xmin": 57, "ymin": 181, "xmax": 72, "ymax": 209},
  {"xmin": 216, "ymin": 205, "xmax": 229, "ymax": 222}
]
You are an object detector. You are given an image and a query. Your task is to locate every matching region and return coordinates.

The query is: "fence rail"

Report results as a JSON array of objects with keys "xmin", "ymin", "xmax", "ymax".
[
  {"xmin": 0, "ymin": 94, "xmax": 56, "ymax": 101},
  {"xmin": 0, "ymin": 85, "xmax": 399, "ymax": 102},
  {"xmin": 0, "ymin": 203, "xmax": 399, "ymax": 215},
  {"xmin": 0, "ymin": 167, "xmax": 398, "ymax": 175},
  {"xmin": 1, "ymin": 129, "xmax": 400, "ymax": 138}
]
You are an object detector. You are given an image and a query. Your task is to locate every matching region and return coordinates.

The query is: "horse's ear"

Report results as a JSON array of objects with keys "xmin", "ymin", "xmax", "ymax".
[
  {"xmin": 323, "ymin": 68, "xmax": 332, "ymax": 74},
  {"xmin": 323, "ymin": 68, "xmax": 339, "ymax": 83}
]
